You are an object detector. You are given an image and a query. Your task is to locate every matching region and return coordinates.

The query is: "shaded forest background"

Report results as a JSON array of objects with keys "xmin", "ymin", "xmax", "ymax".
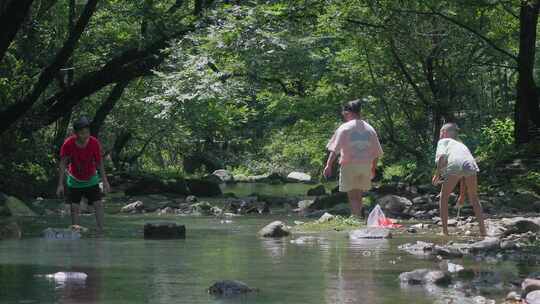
[{"xmin": 0, "ymin": 0, "xmax": 539, "ymax": 199}]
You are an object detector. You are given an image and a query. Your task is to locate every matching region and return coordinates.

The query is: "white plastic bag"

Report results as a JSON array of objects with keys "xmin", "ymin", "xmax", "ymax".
[{"xmin": 367, "ymin": 204, "xmax": 386, "ymax": 227}]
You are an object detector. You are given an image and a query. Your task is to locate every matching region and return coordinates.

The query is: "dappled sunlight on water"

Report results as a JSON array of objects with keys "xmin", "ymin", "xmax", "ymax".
[{"xmin": 0, "ymin": 215, "xmax": 530, "ymax": 304}]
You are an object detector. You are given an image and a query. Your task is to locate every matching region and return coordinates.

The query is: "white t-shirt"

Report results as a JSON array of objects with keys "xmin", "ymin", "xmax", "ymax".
[
  {"xmin": 435, "ymin": 138, "xmax": 479, "ymax": 173},
  {"xmin": 327, "ymin": 120, "xmax": 383, "ymax": 165}
]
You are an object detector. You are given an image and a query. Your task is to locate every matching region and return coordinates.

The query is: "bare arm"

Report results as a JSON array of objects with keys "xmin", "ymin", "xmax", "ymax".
[
  {"xmin": 324, "ymin": 151, "xmax": 338, "ymax": 178},
  {"xmin": 432, "ymin": 156, "xmax": 447, "ymax": 185},
  {"xmin": 99, "ymin": 161, "xmax": 111, "ymax": 193},
  {"xmin": 56, "ymin": 157, "xmax": 68, "ymax": 197},
  {"xmin": 371, "ymin": 157, "xmax": 378, "ymax": 179}
]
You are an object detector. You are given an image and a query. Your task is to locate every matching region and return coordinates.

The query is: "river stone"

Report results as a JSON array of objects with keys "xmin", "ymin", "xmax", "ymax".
[
  {"xmin": 399, "ymin": 269, "xmax": 451, "ymax": 285},
  {"xmin": 376, "ymin": 195, "xmax": 412, "ymax": 216},
  {"xmin": 526, "ymin": 290, "xmax": 540, "ymax": 304},
  {"xmin": 121, "ymin": 201, "xmax": 144, "ymax": 213},
  {"xmin": 522, "ymin": 279, "xmax": 540, "ymax": 297},
  {"xmin": 297, "ymin": 200, "xmax": 314, "ymax": 211},
  {"xmin": 191, "ymin": 202, "xmax": 213, "ymax": 215},
  {"xmin": 307, "ymin": 185, "xmax": 326, "ymax": 196},
  {"xmin": 317, "ymin": 212, "xmax": 335, "ymax": 223},
  {"xmin": 432, "ymin": 245, "xmax": 464, "ymax": 258},
  {"xmin": 349, "ymin": 227, "xmax": 392, "ymax": 239},
  {"xmin": 5, "ymin": 196, "xmax": 36, "ymax": 217},
  {"xmin": 42, "ymin": 228, "xmax": 81, "ymax": 240},
  {"xmin": 0, "ymin": 221, "xmax": 22, "ymax": 240},
  {"xmin": 468, "ymin": 237, "xmax": 501, "ymax": 254},
  {"xmin": 398, "ymin": 241, "xmax": 435, "ymax": 256},
  {"xmin": 309, "ymin": 192, "xmax": 348, "ymax": 210},
  {"xmin": 208, "ymin": 280, "xmax": 256, "ymax": 297},
  {"xmin": 212, "ymin": 169, "xmax": 234, "ymax": 183},
  {"xmin": 286, "ymin": 172, "xmax": 312, "ymax": 183},
  {"xmin": 143, "ymin": 222, "xmax": 186, "ymax": 239},
  {"xmin": 258, "ymin": 221, "xmax": 290, "ymax": 238}
]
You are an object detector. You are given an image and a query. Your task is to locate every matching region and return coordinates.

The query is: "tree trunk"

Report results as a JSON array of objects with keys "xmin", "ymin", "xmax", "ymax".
[
  {"xmin": 0, "ymin": 0, "xmax": 99, "ymax": 134},
  {"xmin": 516, "ymin": 0, "xmax": 540, "ymax": 144},
  {"xmin": 0, "ymin": 0, "xmax": 34, "ymax": 63},
  {"xmin": 90, "ymin": 81, "xmax": 129, "ymax": 137}
]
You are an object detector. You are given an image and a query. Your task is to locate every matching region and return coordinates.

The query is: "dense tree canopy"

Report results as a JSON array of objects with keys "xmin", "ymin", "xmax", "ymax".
[{"xmin": 1, "ymin": 0, "xmax": 539, "ymax": 196}]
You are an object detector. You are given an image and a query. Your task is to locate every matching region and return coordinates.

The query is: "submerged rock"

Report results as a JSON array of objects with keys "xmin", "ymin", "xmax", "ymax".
[
  {"xmin": 0, "ymin": 221, "xmax": 22, "ymax": 240},
  {"xmin": 399, "ymin": 269, "xmax": 451, "ymax": 285},
  {"xmin": 258, "ymin": 221, "xmax": 290, "ymax": 238},
  {"xmin": 349, "ymin": 227, "xmax": 392, "ymax": 239},
  {"xmin": 208, "ymin": 280, "xmax": 257, "ymax": 297},
  {"xmin": 44, "ymin": 272, "xmax": 88, "ymax": 284},
  {"xmin": 143, "ymin": 222, "xmax": 186, "ymax": 239},
  {"xmin": 42, "ymin": 228, "xmax": 81, "ymax": 240}
]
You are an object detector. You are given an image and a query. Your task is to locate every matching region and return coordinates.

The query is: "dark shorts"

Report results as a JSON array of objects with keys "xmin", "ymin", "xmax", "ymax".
[{"xmin": 67, "ymin": 185, "xmax": 102, "ymax": 205}]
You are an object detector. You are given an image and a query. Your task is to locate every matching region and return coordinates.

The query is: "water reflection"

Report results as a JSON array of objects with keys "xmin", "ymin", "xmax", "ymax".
[{"xmin": 54, "ymin": 267, "xmax": 101, "ymax": 304}]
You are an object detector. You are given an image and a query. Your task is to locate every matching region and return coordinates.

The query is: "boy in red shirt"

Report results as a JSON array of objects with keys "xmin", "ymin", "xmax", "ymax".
[{"xmin": 56, "ymin": 117, "xmax": 111, "ymax": 235}]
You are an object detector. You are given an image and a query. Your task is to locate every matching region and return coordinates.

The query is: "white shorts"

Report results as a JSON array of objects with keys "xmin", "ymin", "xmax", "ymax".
[{"xmin": 339, "ymin": 163, "xmax": 372, "ymax": 192}]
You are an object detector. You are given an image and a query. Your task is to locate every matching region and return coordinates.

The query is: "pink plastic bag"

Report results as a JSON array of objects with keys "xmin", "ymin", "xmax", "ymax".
[{"xmin": 367, "ymin": 204, "xmax": 403, "ymax": 228}]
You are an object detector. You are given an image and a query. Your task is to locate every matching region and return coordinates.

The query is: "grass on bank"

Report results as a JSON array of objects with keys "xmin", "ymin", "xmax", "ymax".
[{"xmin": 292, "ymin": 215, "xmax": 364, "ymax": 233}]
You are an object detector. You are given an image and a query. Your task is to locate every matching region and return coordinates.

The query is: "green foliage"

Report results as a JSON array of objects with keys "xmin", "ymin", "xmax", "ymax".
[
  {"xmin": 476, "ymin": 118, "xmax": 515, "ymax": 164},
  {"xmin": 511, "ymin": 171, "xmax": 540, "ymax": 195},
  {"xmin": 262, "ymin": 119, "xmax": 336, "ymax": 176}
]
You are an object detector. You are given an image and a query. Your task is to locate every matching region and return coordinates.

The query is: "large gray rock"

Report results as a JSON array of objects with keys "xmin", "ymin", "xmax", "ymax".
[
  {"xmin": 526, "ymin": 290, "xmax": 540, "ymax": 304},
  {"xmin": 286, "ymin": 172, "xmax": 312, "ymax": 183},
  {"xmin": 5, "ymin": 196, "xmax": 36, "ymax": 217},
  {"xmin": 468, "ymin": 237, "xmax": 501, "ymax": 253},
  {"xmin": 376, "ymin": 195, "xmax": 412, "ymax": 216},
  {"xmin": 212, "ymin": 170, "xmax": 234, "ymax": 183},
  {"xmin": 0, "ymin": 221, "xmax": 21, "ymax": 240},
  {"xmin": 522, "ymin": 278, "xmax": 540, "ymax": 297},
  {"xmin": 349, "ymin": 227, "xmax": 392, "ymax": 239},
  {"xmin": 143, "ymin": 222, "xmax": 186, "ymax": 239},
  {"xmin": 258, "ymin": 221, "xmax": 290, "ymax": 238},
  {"xmin": 316, "ymin": 212, "xmax": 335, "ymax": 223},
  {"xmin": 120, "ymin": 201, "xmax": 144, "ymax": 213},
  {"xmin": 208, "ymin": 280, "xmax": 257, "ymax": 297},
  {"xmin": 399, "ymin": 269, "xmax": 451, "ymax": 285}
]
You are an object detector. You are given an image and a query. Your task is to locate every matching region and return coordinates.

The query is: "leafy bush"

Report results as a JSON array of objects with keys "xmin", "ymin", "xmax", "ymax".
[{"xmin": 475, "ymin": 118, "xmax": 515, "ymax": 164}]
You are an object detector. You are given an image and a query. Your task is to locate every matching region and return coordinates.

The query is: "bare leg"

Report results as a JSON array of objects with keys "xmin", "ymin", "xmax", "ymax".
[
  {"xmin": 93, "ymin": 200, "xmax": 105, "ymax": 235},
  {"xmin": 464, "ymin": 175, "xmax": 487, "ymax": 237},
  {"xmin": 439, "ymin": 175, "xmax": 460, "ymax": 236},
  {"xmin": 347, "ymin": 189, "xmax": 363, "ymax": 217},
  {"xmin": 71, "ymin": 204, "xmax": 81, "ymax": 226}
]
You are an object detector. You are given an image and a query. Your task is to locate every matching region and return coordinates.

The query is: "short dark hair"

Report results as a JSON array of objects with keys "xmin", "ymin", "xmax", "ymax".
[
  {"xmin": 73, "ymin": 116, "xmax": 91, "ymax": 131},
  {"xmin": 342, "ymin": 99, "xmax": 362, "ymax": 115}
]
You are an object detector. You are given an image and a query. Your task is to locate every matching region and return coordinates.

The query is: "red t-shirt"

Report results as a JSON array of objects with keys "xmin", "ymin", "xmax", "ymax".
[{"xmin": 60, "ymin": 135, "xmax": 102, "ymax": 181}]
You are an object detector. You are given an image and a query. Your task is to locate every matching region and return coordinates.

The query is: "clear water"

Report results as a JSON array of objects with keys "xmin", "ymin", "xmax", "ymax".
[{"xmin": 0, "ymin": 214, "xmax": 527, "ymax": 304}]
